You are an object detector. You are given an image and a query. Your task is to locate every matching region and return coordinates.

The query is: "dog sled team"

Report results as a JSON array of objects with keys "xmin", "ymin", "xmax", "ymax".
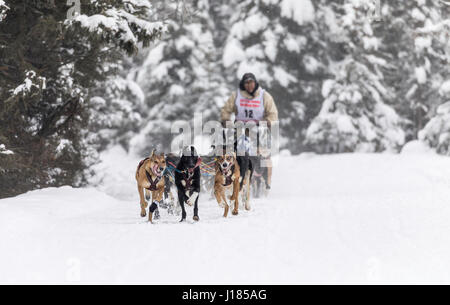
[{"xmin": 135, "ymin": 73, "xmax": 278, "ymax": 223}]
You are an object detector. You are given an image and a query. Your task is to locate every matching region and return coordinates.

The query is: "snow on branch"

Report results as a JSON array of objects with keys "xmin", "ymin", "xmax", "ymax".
[
  {"xmin": 0, "ymin": 0, "xmax": 9, "ymax": 22},
  {"xmin": 280, "ymin": 0, "xmax": 315, "ymax": 26},
  {"xmin": 416, "ymin": 19, "xmax": 450, "ymax": 41},
  {"xmin": 65, "ymin": 1, "xmax": 166, "ymax": 52},
  {"xmin": 11, "ymin": 71, "xmax": 47, "ymax": 97},
  {"xmin": 0, "ymin": 144, "xmax": 14, "ymax": 155}
]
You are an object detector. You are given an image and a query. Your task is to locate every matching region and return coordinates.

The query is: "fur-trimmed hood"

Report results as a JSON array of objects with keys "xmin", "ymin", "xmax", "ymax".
[{"xmin": 239, "ymin": 73, "xmax": 260, "ymax": 96}]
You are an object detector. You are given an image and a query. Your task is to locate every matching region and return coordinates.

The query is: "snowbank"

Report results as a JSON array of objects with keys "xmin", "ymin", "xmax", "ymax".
[
  {"xmin": 89, "ymin": 145, "xmax": 138, "ymax": 200},
  {"xmin": 401, "ymin": 140, "xmax": 435, "ymax": 155}
]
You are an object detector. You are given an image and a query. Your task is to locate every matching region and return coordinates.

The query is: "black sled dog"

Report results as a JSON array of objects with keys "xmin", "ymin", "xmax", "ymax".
[{"xmin": 175, "ymin": 146, "xmax": 202, "ymax": 222}]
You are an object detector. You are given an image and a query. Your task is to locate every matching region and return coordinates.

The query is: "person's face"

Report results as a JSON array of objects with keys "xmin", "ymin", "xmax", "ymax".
[{"xmin": 244, "ymin": 80, "xmax": 256, "ymax": 93}]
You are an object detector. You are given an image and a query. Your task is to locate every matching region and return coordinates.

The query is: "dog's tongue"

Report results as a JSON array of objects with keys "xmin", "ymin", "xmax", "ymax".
[{"xmin": 153, "ymin": 165, "xmax": 162, "ymax": 177}]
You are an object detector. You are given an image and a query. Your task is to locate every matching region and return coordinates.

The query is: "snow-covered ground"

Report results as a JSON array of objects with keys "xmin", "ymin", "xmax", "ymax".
[{"xmin": 2, "ymin": 145, "xmax": 450, "ymax": 284}]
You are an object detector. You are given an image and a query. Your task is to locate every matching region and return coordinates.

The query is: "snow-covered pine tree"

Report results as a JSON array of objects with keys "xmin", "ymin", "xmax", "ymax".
[
  {"xmin": 131, "ymin": 0, "xmax": 228, "ymax": 155},
  {"xmin": 418, "ymin": 79, "xmax": 450, "ymax": 154},
  {"xmin": 88, "ymin": 56, "xmax": 147, "ymax": 152},
  {"xmin": 305, "ymin": 0, "xmax": 405, "ymax": 153},
  {"xmin": 381, "ymin": 0, "xmax": 450, "ymax": 141},
  {"xmin": 419, "ymin": 90, "xmax": 450, "ymax": 155},
  {"xmin": 222, "ymin": 0, "xmax": 329, "ymax": 153},
  {"xmin": 0, "ymin": 0, "xmax": 164, "ymax": 198}
]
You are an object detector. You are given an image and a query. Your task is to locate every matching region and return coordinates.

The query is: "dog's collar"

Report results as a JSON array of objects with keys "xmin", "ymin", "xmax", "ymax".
[
  {"xmin": 188, "ymin": 157, "xmax": 202, "ymax": 174},
  {"xmin": 174, "ymin": 157, "xmax": 202, "ymax": 176},
  {"xmin": 146, "ymin": 170, "xmax": 162, "ymax": 191}
]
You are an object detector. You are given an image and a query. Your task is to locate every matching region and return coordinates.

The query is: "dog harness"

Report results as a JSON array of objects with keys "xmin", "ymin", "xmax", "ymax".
[
  {"xmin": 189, "ymin": 157, "xmax": 203, "ymax": 173},
  {"xmin": 145, "ymin": 170, "xmax": 162, "ymax": 191},
  {"xmin": 235, "ymin": 88, "xmax": 265, "ymax": 123},
  {"xmin": 183, "ymin": 172, "xmax": 194, "ymax": 190},
  {"xmin": 181, "ymin": 157, "xmax": 202, "ymax": 191},
  {"xmin": 137, "ymin": 158, "xmax": 150, "ymax": 173}
]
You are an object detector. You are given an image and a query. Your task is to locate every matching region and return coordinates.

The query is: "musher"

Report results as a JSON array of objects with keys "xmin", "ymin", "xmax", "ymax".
[{"xmin": 220, "ymin": 73, "xmax": 279, "ymax": 191}]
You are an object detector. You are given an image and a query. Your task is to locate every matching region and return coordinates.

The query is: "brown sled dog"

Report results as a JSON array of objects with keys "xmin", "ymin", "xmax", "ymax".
[
  {"xmin": 214, "ymin": 150, "xmax": 241, "ymax": 217},
  {"xmin": 135, "ymin": 150, "xmax": 167, "ymax": 223}
]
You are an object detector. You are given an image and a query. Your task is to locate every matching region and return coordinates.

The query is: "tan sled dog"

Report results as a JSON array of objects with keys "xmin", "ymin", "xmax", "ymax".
[
  {"xmin": 135, "ymin": 150, "xmax": 166, "ymax": 223},
  {"xmin": 214, "ymin": 151, "xmax": 241, "ymax": 217}
]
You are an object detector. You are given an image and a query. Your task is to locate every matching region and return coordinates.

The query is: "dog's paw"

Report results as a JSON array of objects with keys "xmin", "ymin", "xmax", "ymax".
[
  {"xmin": 245, "ymin": 204, "xmax": 251, "ymax": 211},
  {"xmin": 168, "ymin": 207, "xmax": 174, "ymax": 215},
  {"xmin": 141, "ymin": 210, "xmax": 147, "ymax": 218},
  {"xmin": 232, "ymin": 209, "xmax": 239, "ymax": 216},
  {"xmin": 193, "ymin": 215, "xmax": 200, "ymax": 222}
]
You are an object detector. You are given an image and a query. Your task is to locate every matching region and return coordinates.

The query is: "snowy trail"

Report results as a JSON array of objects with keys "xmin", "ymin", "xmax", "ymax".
[{"xmin": 2, "ymin": 150, "xmax": 450, "ymax": 284}]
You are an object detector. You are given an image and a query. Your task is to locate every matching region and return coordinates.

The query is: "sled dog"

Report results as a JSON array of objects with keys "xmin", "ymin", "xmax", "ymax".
[
  {"xmin": 135, "ymin": 150, "xmax": 167, "ymax": 223},
  {"xmin": 214, "ymin": 149, "xmax": 241, "ymax": 217},
  {"xmin": 175, "ymin": 146, "xmax": 202, "ymax": 222}
]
